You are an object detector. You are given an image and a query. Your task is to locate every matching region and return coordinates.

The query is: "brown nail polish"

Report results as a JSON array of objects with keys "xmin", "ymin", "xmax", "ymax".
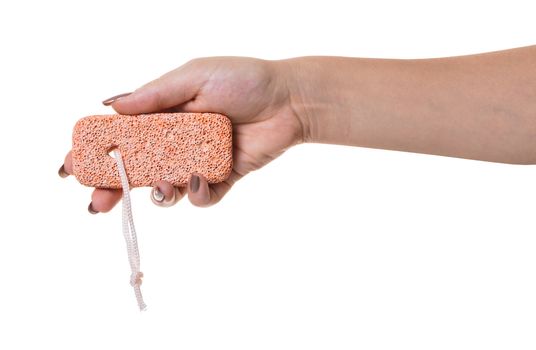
[
  {"xmin": 88, "ymin": 202, "xmax": 99, "ymax": 215},
  {"xmin": 102, "ymin": 92, "xmax": 132, "ymax": 106},
  {"xmin": 190, "ymin": 175, "xmax": 200, "ymax": 193},
  {"xmin": 58, "ymin": 164, "xmax": 69, "ymax": 178}
]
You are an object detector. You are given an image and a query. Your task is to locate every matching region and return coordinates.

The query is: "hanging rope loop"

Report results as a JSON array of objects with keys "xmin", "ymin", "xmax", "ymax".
[{"xmin": 114, "ymin": 149, "xmax": 147, "ymax": 311}]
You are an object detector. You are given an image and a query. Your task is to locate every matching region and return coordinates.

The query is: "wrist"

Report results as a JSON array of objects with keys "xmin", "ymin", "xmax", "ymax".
[
  {"xmin": 275, "ymin": 58, "xmax": 318, "ymax": 144},
  {"xmin": 278, "ymin": 57, "xmax": 352, "ymax": 145}
]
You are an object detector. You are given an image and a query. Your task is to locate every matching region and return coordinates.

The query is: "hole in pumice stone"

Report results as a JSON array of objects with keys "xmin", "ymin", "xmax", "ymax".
[{"xmin": 107, "ymin": 146, "xmax": 118, "ymax": 158}]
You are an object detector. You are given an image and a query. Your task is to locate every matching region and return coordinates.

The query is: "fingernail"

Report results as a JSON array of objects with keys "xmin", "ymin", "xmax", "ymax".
[
  {"xmin": 102, "ymin": 92, "xmax": 132, "ymax": 106},
  {"xmin": 58, "ymin": 164, "xmax": 69, "ymax": 178},
  {"xmin": 190, "ymin": 175, "xmax": 200, "ymax": 193},
  {"xmin": 152, "ymin": 187, "xmax": 165, "ymax": 202},
  {"xmin": 88, "ymin": 202, "xmax": 99, "ymax": 215}
]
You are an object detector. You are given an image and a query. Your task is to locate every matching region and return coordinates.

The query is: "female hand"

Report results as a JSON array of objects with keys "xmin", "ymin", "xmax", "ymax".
[
  {"xmin": 59, "ymin": 57, "xmax": 305, "ymax": 213},
  {"xmin": 61, "ymin": 47, "xmax": 536, "ymax": 214}
]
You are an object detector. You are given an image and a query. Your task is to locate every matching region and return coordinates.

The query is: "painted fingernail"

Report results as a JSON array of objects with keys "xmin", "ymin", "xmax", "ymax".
[
  {"xmin": 152, "ymin": 187, "xmax": 165, "ymax": 202},
  {"xmin": 190, "ymin": 175, "xmax": 200, "ymax": 193},
  {"xmin": 88, "ymin": 202, "xmax": 99, "ymax": 215},
  {"xmin": 102, "ymin": 92, "xmax": 132, "ymax": 106},
  {"xmin": 58, "ymin": 164, "xmax": 69, "ymax": 178}
]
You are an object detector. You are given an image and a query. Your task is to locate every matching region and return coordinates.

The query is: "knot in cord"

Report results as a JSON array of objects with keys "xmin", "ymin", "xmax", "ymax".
[{"xmin": 130, "ymin": 271, "xmax": 144, "ymax": 287}]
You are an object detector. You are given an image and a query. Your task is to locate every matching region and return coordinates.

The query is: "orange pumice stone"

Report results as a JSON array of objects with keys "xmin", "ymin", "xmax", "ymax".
[{"xmin": 72, "ymin": 113, "xmax": 233, "ymax": 188}]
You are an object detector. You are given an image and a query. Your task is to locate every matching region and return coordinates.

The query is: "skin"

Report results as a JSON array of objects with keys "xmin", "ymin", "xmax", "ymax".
[{"xmin": 60, "ymin": 45, "xmax": 536, "ymax": 212}]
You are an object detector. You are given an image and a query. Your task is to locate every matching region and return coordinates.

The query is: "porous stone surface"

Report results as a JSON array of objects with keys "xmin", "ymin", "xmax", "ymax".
[{"xmin": 72, "ymin": 113, "xmax": 233, "ymax": 188}]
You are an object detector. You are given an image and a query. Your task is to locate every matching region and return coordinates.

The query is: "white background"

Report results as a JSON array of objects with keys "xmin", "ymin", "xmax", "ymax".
[{"xmin": 0, "ymin": 0, "xmax": 535, "ymax": 349}]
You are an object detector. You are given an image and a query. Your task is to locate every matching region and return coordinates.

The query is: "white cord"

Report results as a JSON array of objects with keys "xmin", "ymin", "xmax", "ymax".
[{"xmin": 114, "ymin": 149, "xmax": 147, "ymax": 311}]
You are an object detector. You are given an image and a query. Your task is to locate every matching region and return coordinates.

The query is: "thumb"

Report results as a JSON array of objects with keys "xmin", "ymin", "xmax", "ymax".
[{"xmin": 105, "ymin": 61, "xmax": 208, "ymax": 115}]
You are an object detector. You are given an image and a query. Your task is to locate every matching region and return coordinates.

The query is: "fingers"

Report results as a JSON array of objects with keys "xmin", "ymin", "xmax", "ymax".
[
  {"xmin": 60, "ymin": 151, "xmax": 122, "ymax": 214},
  {"xmin": 105, "ymin": 60, "xmax": 210, "ymax": 115},
  {"xmin": 89, "ymin": 188, "xmax": 122, "ymax": 214},
  {"xmin": 61, "ymin": 151, "xmax": 240, "ymax": 211},
  {"xmin": 150, "ymin": 180, "xmax": 186, "ymax": 207},
  {"xmin": 186, "ymin": 171, "xmax": 241, "ymax": 207},
  {"xmin": 186, "ymin": 174, "xmax": 212, "ymax": 207},
  {"xmin": 58, "ymin": 151, "xmax": 73, "ymax": 178},
  {"xmin": 59, "ymin": 150, "xmax": 185, "ymax": 212}
]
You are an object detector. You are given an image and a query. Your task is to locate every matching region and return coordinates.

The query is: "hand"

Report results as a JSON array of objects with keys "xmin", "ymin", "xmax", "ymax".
[{"xmin": 59, "ymin": 57, "xmax": 305, "ymax": 212}]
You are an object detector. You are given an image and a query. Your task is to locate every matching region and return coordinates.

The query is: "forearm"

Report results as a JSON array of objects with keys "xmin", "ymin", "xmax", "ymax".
[{"xmin": 285, "ymin": 46, "xmax": 536, "ymax": 164}]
